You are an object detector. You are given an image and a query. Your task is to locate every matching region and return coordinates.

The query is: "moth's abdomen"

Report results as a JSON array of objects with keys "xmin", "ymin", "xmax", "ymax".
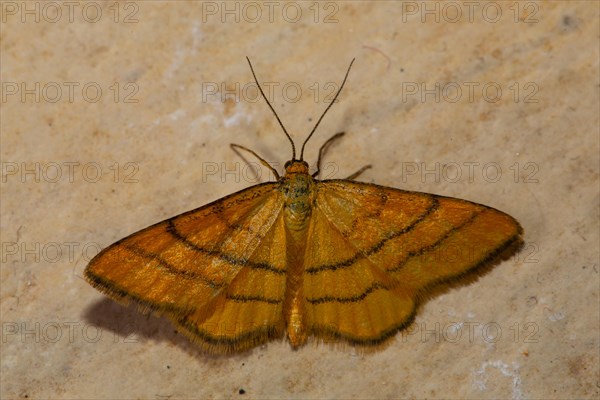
[{"xmin": 284, "ymin": 201, "xmax": 312, "ymax": 231}]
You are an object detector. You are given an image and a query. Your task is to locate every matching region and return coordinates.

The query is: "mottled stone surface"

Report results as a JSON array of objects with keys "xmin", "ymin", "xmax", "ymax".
[{"xmin": 1, "ymin": 1, "xmax": 598, "ymax": 399}]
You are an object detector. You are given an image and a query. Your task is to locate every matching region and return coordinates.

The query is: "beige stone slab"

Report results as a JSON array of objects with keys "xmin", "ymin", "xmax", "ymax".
[{"xmin": 1, "ymin": 1, "xmax": 598, "ymax": 399}]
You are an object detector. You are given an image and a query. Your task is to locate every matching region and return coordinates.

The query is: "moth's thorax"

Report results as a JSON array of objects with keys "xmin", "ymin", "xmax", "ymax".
[{"xmin": 280, "ymin": 160, "xmax": 315, "ymax": 232}]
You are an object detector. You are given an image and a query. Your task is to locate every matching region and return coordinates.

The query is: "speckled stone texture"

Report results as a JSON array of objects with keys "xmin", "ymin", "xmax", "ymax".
[{"xmin": 1, "ymin": 1, "xmax": 598, "ymax": 399}]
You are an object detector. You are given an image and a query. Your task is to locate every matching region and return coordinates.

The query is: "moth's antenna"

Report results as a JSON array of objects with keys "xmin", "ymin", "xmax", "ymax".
[
  {"xmin": 246, "ymin": 57, "xmax": 296, "ymax": 161},
  {"xmin": 299, "ymin": 58, "xmax": 355, "ymax": 161}
]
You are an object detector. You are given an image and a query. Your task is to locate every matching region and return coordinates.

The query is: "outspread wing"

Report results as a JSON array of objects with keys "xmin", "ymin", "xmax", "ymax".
[
  {"xmin": 85, "ymin": 182, "xmax": 288, "ymax": 353},
  {"xmin": 304, "ymin": 179, "xmax": 523, "ymax": 346}
]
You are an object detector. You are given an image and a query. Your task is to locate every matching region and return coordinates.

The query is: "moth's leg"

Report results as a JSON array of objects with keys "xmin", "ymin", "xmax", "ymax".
[
  {"xmin": 345, "ymin": 164, "xmax": 372, "ymax": 180},
  {"xmin": 230, "ymin": 143, "xmax": 280, "ymax": 180},
  {"xmin": 312, "ymin": 132, "xmax": 345, "ymax": 178}
]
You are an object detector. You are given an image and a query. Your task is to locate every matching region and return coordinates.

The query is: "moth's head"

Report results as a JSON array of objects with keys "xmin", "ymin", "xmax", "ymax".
[{"xmin": 284, "ymin": 160, "xmax": 310, "ymax": 175}]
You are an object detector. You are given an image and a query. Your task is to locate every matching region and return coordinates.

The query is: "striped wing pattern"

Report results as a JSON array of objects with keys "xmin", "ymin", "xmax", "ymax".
[
  {"xmin": 304, "ymin": 180, "xmax": 522, "ymax": 345},
  {"xmin": 86, "ymin": 179, "xmax": 522, "ymax": 352},
  {"xmin": 85, "ymin": 183, "xmax": 290, "ymax": 353}
]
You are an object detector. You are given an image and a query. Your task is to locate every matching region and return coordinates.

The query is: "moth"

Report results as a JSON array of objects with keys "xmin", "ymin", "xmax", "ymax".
[{"xmin": 85, "ymin": 58, "xmax": 523, "ymax": 353}]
